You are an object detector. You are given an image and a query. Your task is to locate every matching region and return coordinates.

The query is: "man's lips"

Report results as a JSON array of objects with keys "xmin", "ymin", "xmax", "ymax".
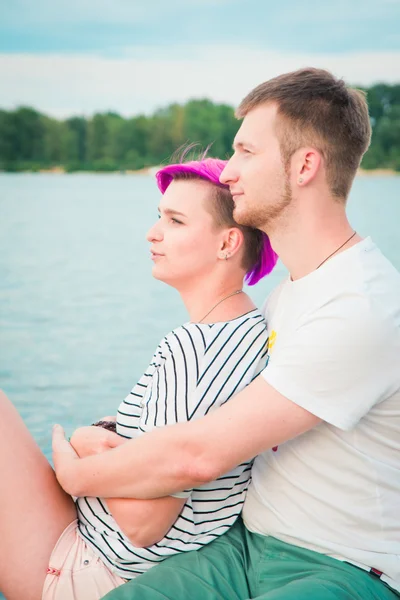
[{"xmin": 231, "ymin": 192, "xmax": 244, "ymax": 203}]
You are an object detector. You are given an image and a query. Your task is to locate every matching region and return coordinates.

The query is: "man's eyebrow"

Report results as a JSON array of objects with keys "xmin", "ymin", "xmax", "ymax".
[
  {"xmin": 232, "ymin": 141, "xmax": 256, "ymax": 151},
  {"xmin": 158, "ymin": 207, "xmax": 187, "ymax": 217}
]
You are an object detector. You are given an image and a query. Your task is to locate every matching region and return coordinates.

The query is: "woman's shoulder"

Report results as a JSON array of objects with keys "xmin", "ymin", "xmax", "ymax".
[
  {"xmin": 162, "ymin": 309, "xmax": 267, "ymax": 354},
  {"xmin": 161, "ymin": 322, "xmax": 210, "ymax": 356},
  {"xmin": 186, "ymin": 309, "xmax": 267, "ymax": 342}
]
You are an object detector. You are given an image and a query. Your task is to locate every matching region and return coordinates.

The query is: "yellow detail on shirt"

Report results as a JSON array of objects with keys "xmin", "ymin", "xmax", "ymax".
[{"xmin": 268, "ymin": 330, "xmax": 277, "ymax": 353}]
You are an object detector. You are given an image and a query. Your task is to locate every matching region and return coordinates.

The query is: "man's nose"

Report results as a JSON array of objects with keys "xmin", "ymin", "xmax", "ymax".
[{"xmin": 219, "ymin": 157, "xmax": 237, "ymax": 185}]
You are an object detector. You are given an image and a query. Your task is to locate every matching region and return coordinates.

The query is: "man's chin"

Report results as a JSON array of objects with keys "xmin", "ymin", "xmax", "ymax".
[
  {"xmin": 232, "ymin": 205, "xmax": 248, "ymax": 226},
  {"xmin": 233, "ymin": 205, "xmax": 260, "ymax": 229}
]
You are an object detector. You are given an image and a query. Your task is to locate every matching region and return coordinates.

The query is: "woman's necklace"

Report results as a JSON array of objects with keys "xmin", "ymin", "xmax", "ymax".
[
  {"xmin": 316, "ymin": 231, "xmax": 357, "ymax": 270},
  {"xmin": 197, "ymin": 290, "xmax": 243, "ymax": 324}
]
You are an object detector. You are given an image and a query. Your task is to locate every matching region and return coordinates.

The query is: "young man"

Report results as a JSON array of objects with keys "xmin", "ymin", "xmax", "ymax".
[{"xmin": 53, "ymin": 68, "xmax": 400, "ymax": 600}]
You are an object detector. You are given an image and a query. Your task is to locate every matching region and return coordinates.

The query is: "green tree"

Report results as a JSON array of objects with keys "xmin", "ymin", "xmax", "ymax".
[{"xmin": 1, "ymin": 84, "xmax": 399, "ymax": 172}]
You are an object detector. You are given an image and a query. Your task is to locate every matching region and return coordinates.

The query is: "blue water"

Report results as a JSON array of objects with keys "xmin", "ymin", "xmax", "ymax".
[{"xmin": 1, "ymin": 173, "xmax": 400, "ymax": 461}]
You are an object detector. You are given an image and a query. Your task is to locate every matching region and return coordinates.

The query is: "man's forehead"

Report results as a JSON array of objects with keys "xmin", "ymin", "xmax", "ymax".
[
  {"xmin": 233, "ymin": 107, "xmax": 276, "ymax": 149},
  {"xmin": 241, "ymin": 104, "xmax": 276, "ymax": 129}
]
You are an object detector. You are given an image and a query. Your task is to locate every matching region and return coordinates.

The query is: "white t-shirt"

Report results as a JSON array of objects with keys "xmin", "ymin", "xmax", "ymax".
[
  {"xmin": 77, "ymin": 310, "xmax": 269, "ymax": 579},
  {"xmin": 243, "ymin": 238, "xmax": 400, "ymax": 592}
]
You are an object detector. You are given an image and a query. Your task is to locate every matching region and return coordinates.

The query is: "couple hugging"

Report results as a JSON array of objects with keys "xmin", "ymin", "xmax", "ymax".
[{"xmin": 1, "ymin": 68, "xmax": 399, "ymax": 600}]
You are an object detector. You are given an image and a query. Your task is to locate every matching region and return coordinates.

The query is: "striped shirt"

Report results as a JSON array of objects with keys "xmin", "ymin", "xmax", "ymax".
[{"xmin": 76, "ymin": 309, "xmax": 269, "ymax": 578}]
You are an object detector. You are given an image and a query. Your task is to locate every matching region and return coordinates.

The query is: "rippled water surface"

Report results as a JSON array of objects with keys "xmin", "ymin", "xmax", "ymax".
[{"xmin": 1, "ymin": 173, "xmax": 399, "ymax": 459}]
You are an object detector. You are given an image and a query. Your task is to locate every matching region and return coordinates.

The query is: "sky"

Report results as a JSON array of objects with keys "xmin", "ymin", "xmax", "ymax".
[{"xmin": 1, "ymin": 0, "xmax": 400, "ymax": 118}]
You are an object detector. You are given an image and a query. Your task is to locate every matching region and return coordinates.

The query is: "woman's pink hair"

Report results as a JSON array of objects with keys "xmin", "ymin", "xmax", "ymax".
[{"xmin": 156, "ymin": 157, "xmax": 277, "ymax": 285}]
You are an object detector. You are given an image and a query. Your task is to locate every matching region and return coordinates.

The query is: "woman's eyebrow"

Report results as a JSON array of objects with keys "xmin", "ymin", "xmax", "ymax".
[{"xmin": 158, "ymin": 207, "xmax": 187, "ymax": 217}]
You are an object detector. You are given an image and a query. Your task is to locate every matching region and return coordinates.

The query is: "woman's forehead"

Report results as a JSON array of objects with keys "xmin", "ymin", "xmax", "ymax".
[{"xmin": 161, "ymin": 179, "xmax": 213, "ymax": 212}]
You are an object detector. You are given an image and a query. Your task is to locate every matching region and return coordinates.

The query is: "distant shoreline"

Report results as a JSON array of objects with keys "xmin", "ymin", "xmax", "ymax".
[
  {"xmin": 357, "ymin": 168, "xmax": 399, "ymax": 177},
  {"xmin": 36, "ymin": 166, "xmax": 162, "ymax": 175},
  {"xmin": 2, "ymin": 166, "xmax": 399, "ymax": 177}
]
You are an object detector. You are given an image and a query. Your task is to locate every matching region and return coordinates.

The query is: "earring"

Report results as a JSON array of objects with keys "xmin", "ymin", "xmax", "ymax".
[
  {"xmin": 298, "ymin": 177, "xmax": 304, "ymax": 184},
  {"xmin": 224, "ymin": 253, "xmax": 229, "ymax": 260}
]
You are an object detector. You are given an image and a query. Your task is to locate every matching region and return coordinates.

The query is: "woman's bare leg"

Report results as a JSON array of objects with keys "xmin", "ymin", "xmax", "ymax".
[{"xmin": 0, "ymin": 390, "xmax": 76, "ymax": 600}]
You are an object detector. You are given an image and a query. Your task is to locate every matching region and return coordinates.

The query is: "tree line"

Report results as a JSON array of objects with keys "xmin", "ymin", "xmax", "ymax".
[{"xmin": 0, "ymin": 83, "xmax": 399, "ymax": 173}]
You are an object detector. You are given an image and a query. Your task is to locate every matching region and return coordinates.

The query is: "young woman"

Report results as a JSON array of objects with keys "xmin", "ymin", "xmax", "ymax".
[{"xmin": 0, "ymin": 158, "xmax": 277, "ymax": 600}]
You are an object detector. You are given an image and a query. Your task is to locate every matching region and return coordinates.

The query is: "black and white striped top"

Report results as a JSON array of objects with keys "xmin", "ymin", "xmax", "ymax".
[{"xmin": 76, "ymin": 309, "xmax": 269, "ymax": 578}]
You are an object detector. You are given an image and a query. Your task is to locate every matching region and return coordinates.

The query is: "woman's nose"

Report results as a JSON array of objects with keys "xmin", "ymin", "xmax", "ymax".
[{"xmin": 146, "ymin": 221, "xmax": 163, "ymax": 242}]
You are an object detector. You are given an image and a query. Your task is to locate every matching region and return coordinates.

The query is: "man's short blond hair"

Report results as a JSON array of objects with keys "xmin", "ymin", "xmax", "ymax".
[{"xmin": 237, "ymin": 68, "xmax": 371, "ymax": 200}]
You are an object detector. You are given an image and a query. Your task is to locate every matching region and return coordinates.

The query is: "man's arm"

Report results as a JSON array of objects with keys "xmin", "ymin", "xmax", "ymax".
[
  {"xmin": 53, "ymin": 375, "xmax": 320, "ymax": 499},
  {"xmin": 69, "ymin": 425, "xmax": 186, "ymax": 547},
  {"xmin": 54, "ymin": 298, "xmax": 396, "ymax": 500}
]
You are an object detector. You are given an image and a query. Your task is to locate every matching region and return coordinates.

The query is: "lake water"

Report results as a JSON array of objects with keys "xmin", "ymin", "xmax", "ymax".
[{"xmin": 1, "ymin": 173, "xmax": 400, "ymax": 461}]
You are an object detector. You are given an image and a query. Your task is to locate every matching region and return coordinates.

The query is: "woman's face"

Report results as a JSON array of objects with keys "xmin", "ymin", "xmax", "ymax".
[{"xmin": 147, "ymin": 179, "xmax": 230, "ymax": 288}]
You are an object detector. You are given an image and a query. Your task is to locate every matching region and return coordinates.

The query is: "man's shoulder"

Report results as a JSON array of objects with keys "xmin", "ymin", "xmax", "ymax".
[
  {"xmin": 353, "ymin": 240, "xmax": 400, "ymax": 325},
  {"xmin": 264, "ymin": 240, "xmax": 400, "ymax": 331},
  {"xmin": 359, "ymin": 240, "xmax": 400, "ymax": 290},
  {"xmin": 302, "ymin": 239, "xmax": 399, "ymax": 316},
  {"xmin": 336, "ymin": 237, "xmax": 400, "ymax": 293},
  {"xmin": 302, "ymin": 240, "xmax": 400, "ymax": 340}
]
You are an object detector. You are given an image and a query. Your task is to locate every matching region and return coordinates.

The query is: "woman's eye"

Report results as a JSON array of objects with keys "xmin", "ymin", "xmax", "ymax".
[{"xmin": 171, "ymin": 218, "xmax": 182, "ymax": 225}]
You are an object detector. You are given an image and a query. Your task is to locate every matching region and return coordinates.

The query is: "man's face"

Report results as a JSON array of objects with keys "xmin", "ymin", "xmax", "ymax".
[{"xmin": 220, "ymin": 103, "xmax": 291, "ymax": 232}]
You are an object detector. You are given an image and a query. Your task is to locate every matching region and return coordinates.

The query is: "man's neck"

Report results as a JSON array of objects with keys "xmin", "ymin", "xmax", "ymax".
[{"xmin": 267, "ymin": 202, "xmax": 360, "ymax": 281}]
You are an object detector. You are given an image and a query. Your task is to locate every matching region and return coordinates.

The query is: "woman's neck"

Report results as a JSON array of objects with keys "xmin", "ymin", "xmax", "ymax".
[{"xmin": 177, "ymin": 276, "xmax": 254, "ymax": 323}]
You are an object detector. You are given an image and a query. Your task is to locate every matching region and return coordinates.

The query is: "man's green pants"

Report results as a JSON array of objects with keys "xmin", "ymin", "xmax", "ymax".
[{"xmin": 104, "ymin": 518, "xmax": 399, "ymax": 600}]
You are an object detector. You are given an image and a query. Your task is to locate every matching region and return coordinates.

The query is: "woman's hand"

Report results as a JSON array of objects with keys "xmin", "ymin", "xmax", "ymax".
[
  {"xmin": 52, "ymin": 424, "xmax": 127, "ymax": 496},
  {"xmin": 52, "ymin": 424, "xmax": 81, "ymax": 495},
  {"xmin": 70, "ymin": 425, "xmax": 125, "ymax": 458}
]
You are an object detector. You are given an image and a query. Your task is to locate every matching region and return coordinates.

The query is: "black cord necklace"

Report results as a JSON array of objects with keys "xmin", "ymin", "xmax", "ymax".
[{"xmin": 316, "ymin": 231, "xmax": 357, "ymax": 270}]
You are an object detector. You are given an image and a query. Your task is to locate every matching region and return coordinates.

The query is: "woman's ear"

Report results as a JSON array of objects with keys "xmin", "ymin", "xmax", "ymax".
[{"xmin": 218, "ymin": 228, "xmax": 244, "ymax": 260}]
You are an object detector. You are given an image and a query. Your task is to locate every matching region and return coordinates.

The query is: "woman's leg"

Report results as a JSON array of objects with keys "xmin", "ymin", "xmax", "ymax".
[{"xmin": 0, "ymin": 390, "xmax": 76, "ymax": 600}]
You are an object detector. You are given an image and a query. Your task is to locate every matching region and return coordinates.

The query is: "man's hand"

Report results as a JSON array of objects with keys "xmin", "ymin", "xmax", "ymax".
[{"xmin": 70, "ymin": 425, "xmax": 125, "ymax": 458}]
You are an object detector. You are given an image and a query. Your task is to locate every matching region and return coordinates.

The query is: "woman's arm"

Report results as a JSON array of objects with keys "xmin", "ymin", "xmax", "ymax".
[
  {"xmin": 69, "ymin": 426, "xmax": 186, "ymax": 547},
  {"xmin": 105, "ymin": 496, "xmax": 185, "ymax": 547}
]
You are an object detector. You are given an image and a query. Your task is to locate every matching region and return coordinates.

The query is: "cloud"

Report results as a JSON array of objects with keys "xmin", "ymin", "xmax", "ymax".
[{"xmin": 0, "ymin": 46, "xmax": 399, "ymax": 118}]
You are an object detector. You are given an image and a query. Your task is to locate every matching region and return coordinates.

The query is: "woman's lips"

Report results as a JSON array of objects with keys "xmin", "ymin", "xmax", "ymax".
[{"xmin": 150, "ymin": 251, "xmax": 164, "ymax": 261}]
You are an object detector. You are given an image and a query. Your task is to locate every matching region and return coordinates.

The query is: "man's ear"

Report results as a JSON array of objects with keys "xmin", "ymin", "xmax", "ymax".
[{"xmin": 294, "ymin": 148, "xmax": 322, "ymax": 187}]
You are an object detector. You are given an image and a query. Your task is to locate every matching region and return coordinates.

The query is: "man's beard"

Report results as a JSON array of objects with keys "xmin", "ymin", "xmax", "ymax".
[{"xmin": 233, "ymin": 175, "xmax": 292, "ymax": 231}]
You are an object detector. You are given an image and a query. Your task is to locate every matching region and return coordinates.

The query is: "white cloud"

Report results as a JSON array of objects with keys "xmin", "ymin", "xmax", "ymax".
[{"xmin": 0, "ymin": 46, "xmax": 399, "ymax": 118}]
